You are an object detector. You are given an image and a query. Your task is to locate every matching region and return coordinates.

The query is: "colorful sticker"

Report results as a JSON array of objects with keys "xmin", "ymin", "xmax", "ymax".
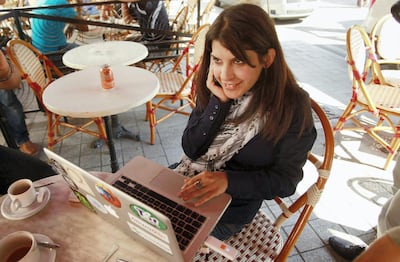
[
  {"xmin": 129, "ymin": 204, "xmax": 167, "ymax": 230},
  {"xmin": 73, "ymin": 190, "xmax": 96, "ymax": 212},
  {"xmin": 86, "ymin": 194, "xmax": 108, "ymax": 214},
  {"xmin": 127, "ymin": 212, "xmax": 169, "ymax": 242},
  {"xmin": 127, "ymin": 221, "xmax": 173, "ymax": 255},
  {"xmin": 66, "ymin": 166, "xmax": 94, "ymax": 194},
  {"xmin": 95, "ymin": 183, "xmax": 121, "ymax": 208}
]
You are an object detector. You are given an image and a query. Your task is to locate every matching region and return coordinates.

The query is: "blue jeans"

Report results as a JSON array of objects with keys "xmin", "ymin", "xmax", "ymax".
[
  {"xmin": 46, "ymin": 42, "xmax": 80, "ymax": 69},
  {"xmin": 0, "ymin": 89, "xmax": 30, "ymax": 145},
  {"xmin": 211, "ymin": 222, "xmax": 245, "ymax": 241}
]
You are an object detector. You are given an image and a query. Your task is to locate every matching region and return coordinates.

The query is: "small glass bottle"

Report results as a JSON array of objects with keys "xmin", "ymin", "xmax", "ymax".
[{"xmin": 100, "ymin": 64, "xmax": 115, "ymax": 90}]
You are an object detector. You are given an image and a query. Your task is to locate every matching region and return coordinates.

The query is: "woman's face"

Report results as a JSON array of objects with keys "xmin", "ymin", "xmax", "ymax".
[{"xmin": 210, "ymin": 40, "xmax": 266, "ymax": 100}]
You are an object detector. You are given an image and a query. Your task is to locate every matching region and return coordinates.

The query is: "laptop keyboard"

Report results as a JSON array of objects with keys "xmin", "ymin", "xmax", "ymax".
[{"xmin": 113, "ymin": 176, "xmax": 207, "ymax": 250}]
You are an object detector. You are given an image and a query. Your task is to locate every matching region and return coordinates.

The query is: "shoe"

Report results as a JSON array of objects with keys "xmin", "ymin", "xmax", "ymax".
[
  {"xmin": 19, "ymin": 141, "xmax": 39, "ymax": 156},
  {"xmin": 329, "ymin": 236, "xmax": 367, "ymax": 260}
]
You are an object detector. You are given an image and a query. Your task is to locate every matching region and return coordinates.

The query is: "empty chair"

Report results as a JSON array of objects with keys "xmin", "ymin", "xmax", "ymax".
[
  {"xmin": 334, "ymin": 25, "xmax": 400, "ymax": 170},
  {"xmin": 193, "ymin": 98, "xmax": 335, "ymax": 261},
  {"xmin": 370, "ymin": 14, "xmax": 400, "ymax": 86},
  {"xmin": 7, "ymin": 39, "xmax": 107, "ymax": 150},
  {"xmin": 146, "ymin": 24, "xmax": 210, "ymax": 145}
]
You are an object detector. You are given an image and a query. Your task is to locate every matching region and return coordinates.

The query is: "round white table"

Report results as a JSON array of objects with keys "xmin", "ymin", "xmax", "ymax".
[
  {"xmin": 43, "ymin": 65, "xmax": 159, "ymax": 172},
  {"xmin": 62, "ymin": 41, "xmax": 150, "ymax": 145},
  {"xmin": 62, "ymin": 41, "xmax": 149, "ymax": 70}
]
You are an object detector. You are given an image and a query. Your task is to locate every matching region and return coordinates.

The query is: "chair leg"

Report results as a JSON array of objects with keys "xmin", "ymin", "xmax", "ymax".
[
  {"xmin": 384, "ymin": 134, "xmax": 400, "ymax": 170},
  {"xmin": 94, "ymin": 117, "xmax": 108, "ymax": 142},
  {"xmin": 47, "ymin": 113, "xmax": 55, "ymax": 150},
  {"xmin": 146, "ymin": 101, "xmax": 156, "ymax": 145},
  {"xmin": 333, "ymin": 101, "xmax": 356, "ymax": 132}
]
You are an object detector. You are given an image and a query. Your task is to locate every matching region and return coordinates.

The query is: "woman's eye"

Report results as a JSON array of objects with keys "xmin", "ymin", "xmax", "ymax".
[
  {"xmin": 212, "ymin": 57, "xmax": 221, "ymax": 64},
  {"xmin": 234, "ymin": 59, "xmax": 243, "ymax": 64}
]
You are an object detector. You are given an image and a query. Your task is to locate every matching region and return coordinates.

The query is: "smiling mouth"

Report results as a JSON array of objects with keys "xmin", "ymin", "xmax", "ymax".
[{"xmin": 223, "ymin": 83, "xmax": 238, "ymax": 90}]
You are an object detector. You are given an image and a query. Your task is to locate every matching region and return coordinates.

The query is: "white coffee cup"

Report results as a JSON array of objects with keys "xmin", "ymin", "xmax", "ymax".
[
  {"xmin": 7, "ymin": 179, "xmax": 43, "ymax": 212},
  {"xmin": 0, "ymin": 231, "xmax": 41, "ymax": 262}
]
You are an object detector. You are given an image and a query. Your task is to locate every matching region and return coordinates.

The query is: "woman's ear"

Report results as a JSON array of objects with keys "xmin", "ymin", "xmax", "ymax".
[{"xmin": 263, "ymin": 48, "xmax": 276, "ymax": 68}]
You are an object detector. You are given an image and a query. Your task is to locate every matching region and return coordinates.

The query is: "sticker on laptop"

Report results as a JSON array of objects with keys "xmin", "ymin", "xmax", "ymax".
[
  {"xmin": 95, "ymin": 183, "xmax": 121, "ymax": 208},
  {"xmin": 86, "ymin": 194, "xmax": 108, "ymax": 214},
  {"xmin": 73, "ymin": 190, "xmax": 96, "ymax": 212},
  {"xmin": 127, "ymin": 221, "xmax": 172, "ymax": 255},
  {"xmin": 129, "ymin": 204, "xmax": 167, "ymax": 231},
  {"xmin": 86, "ymin": 194, "xmax": 120, "ymax": 219},
  {"xmin": 127, "ymin": 212, "xmax": 169, "ymax": 242}
]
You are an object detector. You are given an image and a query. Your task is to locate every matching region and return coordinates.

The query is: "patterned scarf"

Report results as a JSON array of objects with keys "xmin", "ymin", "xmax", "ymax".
[{"xmin": 174, "ymin": 93, "xmax": 265, "ymax": 177}]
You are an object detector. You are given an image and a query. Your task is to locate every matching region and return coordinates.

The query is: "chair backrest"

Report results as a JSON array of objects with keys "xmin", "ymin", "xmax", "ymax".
[
  {"xmin": 346, "ymin": 25, "xmax": 387, "ymax": 112},
  {"xmin": 171, "ymin": 23, "xmax": 210, "ymax": 76},
  {"xmin": 171, "ymin": 5, "xmax": 189, "ymax": 33},
  {"xmin": 199, "ymin": 0, "xmax": 216, "ymax": 25},
  {"xmin": 273, "ymin": 98, "xmax": 334, "ymax": 260},
  {"xmin": 370, "ymin": 14, "xmax": 400, "ymax": 61},
  {"xmin": 7, "ymin": 39, "xmax": 63, "ymax": 108}
]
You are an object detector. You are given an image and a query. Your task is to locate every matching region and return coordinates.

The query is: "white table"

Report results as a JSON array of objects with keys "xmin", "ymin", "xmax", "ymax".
[
  {"xmin": 63, "ymin": 41, "xmax": 149, "ymax": 143},
  {"xmin": 62, "ymin": 41, "xmax": 148, "ymax": 70},
  {"xmin": 43, "ymin": 65, "xmax": 159, "ymax": 172}
]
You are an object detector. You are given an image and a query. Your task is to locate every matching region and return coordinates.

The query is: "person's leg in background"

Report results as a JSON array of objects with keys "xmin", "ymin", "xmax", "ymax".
[{"xmin": 0, "ymin": 89, "xmax": 39, "ymax": 155}]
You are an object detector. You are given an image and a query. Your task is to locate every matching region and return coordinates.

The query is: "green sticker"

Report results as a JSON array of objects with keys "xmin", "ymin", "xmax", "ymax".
[{"xmin": 130, "ymin": 204, "xmax": 167, "ymax": 230}]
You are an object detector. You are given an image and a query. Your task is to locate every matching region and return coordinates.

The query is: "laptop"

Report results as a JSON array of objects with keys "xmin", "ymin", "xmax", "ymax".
[{"xmin": 44, "ymin": 149, "xmax": 231, "ymax": 262}]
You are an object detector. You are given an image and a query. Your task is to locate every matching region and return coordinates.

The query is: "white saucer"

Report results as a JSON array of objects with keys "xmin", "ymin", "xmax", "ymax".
[
  {"xmin": 0, "ymin": 187, "xmax": 51, "ymax": 220},
  {"xmin": 34, "ymin": 233, "xmax": 57, "ymax": 262}
]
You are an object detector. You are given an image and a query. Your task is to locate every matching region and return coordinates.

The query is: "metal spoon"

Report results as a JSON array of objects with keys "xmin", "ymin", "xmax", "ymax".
[{"xmin": 37, "ymin": 241, "xmax": 61, "ymax": 249}]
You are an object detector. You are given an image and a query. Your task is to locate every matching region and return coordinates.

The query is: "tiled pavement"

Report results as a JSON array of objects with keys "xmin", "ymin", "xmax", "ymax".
[{"xmin": 2, "ymin": 1, "xmax": 398, "ymax": 261}]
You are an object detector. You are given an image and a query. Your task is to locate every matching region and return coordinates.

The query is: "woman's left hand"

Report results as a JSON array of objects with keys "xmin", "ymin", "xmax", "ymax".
[
  {"xmin": 206, "ymin": 65, "xmax": 229, "ymax": 103},
  {"xmin": 178, "ymin": 171, "xmax": 228, "ymax": 207}
]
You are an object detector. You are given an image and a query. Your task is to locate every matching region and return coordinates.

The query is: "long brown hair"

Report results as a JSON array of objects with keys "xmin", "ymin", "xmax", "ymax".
[{"xmin": 195, "ymin": 4, "xmax": 312, "ymax": 144}]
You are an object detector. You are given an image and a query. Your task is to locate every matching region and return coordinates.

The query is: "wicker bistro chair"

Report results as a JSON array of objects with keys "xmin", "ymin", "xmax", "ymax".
[
  {"xmin": 7, "ymin": 39, "xmax": 107, "ymax": 150},
  {"xmin": 369, "ymin": 14, "xmax": 400, "ymax": 86},
  {"xmin": 146, "ymin": 24, "xmax": 210, "ymax": 145},
  {"xmin": 145, "ymin": 5, "xmax": 190, "ymax": 72},
  {"xmin": 192, "ymin": 98, "xmax": 335, "ymax": 261},
  {"xmin": 334, "ymin": 25, "xmax": 400, "ymax": 170}
]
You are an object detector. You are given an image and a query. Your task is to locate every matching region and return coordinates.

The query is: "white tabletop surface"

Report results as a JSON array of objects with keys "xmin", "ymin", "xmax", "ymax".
[
  {"xmin": 62, "ymin": 41, "xmax": 149, "ymax": 70},
  {"xmin": 42, "ymin": 65, "xmax": 159, "ymax": 118}
]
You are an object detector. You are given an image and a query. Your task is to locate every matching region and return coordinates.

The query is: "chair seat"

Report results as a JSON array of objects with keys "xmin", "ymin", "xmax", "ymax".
[
  {"xmin": 193, "ymin": 211, "xmax": 283, "ymax": 261},
  {"xmin": 359, "ymin": 83, "xmax": 400, "ymax": 112},
  {"xmin": 155, "ymin": 72, "xmax": 192, "ymax": 96},
  {"xmin": 382, "ymin": 69, "xmax": 400, "ymax": 87}
]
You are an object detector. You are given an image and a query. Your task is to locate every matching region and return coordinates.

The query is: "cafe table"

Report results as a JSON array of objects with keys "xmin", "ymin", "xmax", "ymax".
[
  {"xmin": 62, "ymin": 41, "xmax": 149, "ymax": 143},
  {"xmin": 62, "ymin": 41, "xmax": 148, "ymax": 70},
  {"xmin": 42, "ymin": 65, "xmax": 159, "ymax": 172},
  {"xmin": 0, "ymin": 175, "xmax": 167, "ymax": 262}
]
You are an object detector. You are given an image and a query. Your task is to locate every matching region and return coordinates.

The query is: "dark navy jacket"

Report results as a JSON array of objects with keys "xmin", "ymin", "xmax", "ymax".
[{"xmin": 181, "ymin": 91, "xmax": 317, "ymax": 225}]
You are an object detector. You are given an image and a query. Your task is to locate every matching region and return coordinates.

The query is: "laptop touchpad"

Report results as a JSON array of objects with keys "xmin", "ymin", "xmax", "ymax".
[{"xmin": 150, "ymin": 170, "xmax": 184, "ymax": 194}]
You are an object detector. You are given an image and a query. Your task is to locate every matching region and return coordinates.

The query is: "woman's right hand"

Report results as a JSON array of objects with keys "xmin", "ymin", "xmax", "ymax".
[{"xmin": 206, "ymin": 66, "xmax": 229, "ymax": 103}]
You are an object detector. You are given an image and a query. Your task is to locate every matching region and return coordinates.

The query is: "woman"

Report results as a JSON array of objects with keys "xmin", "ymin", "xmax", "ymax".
[{"xmin": 176, "ymin": 4, "xmax": 317, "ymax": 241}]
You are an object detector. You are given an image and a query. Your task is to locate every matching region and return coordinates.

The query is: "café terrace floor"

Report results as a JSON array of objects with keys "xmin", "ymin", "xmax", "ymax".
[{"xmin": 2, "ymin": 94, "xmax": 395, "ymax": 261}]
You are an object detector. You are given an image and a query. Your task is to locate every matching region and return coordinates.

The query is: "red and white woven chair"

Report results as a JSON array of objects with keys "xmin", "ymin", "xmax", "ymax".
[
  {"xmin": 334, "ymin": 25, "xmax": 400, "ymax": 170},
  {"xmin": 193, "ymin": 98, "xmax": 335, "ymax": 261},
  {"xmin": 7, "ymin": 39, "xmax": 107, "ymax": 150},
  {"xmin": 369, "ymin": 14, "xmax": 400, "ymax": 87},
  {"xmin": 146, "ymin": 24, "xmax": 210, "ymax": 145}
]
